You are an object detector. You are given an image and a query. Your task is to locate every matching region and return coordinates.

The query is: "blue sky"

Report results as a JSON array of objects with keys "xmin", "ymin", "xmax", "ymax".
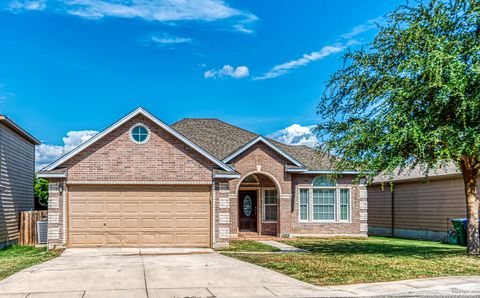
[{"xmin": 0, "ymin": 0, "xmax": 402, "ymax": 169}]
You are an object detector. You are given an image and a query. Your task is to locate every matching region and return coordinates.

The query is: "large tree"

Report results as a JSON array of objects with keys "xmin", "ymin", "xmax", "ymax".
[{"xmin": 318, "ymin": 0, "xmax": 480, "ymax": 254}]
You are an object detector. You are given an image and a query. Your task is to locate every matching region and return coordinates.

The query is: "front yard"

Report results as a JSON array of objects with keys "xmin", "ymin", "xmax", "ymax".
[
  {"xmin": 223, "ymin": 237, "xmax": 480, "ymax": 286},
  {"xmin": 0, "ymin": 245, "xmax": 61, "ymax": 280}
]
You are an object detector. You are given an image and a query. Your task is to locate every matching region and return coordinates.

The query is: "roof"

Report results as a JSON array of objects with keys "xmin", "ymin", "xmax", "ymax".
[
  {"xmin": 39, "ymin": 110, "xmax": 343, "ymax": 176},
  {"xmin": 171, "ymin": 118, "xmax": 257, "ymax": 159},
  {"xmin": 0, "ymin": 115, "xmax": 40, "ymax": 145},
  {"xmin": 371, "ymin": 162, "xmax": 460, "ymax": 184},
  {"xmin": 41, "ymin": 108, "xmax": 234, "ymax": 173},
  {"xmin": 172, "ymin": 118, "xmax": 334, "ymax": 170}
]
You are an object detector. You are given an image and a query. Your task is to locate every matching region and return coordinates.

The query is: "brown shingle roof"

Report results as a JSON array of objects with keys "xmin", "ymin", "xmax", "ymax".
[
  {"xmin": 171, "ymin": 118, "xmax": 258, "ymax": 160},
  {"xmin": 172, "ymin": 118, "xmax": 333, "ymax": 170}
]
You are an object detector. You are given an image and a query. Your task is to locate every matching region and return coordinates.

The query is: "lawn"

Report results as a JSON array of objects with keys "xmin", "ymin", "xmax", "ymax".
[
  {"xmin": 216, "ymin": 240, "xmax": 280, "ymax": 252},
  {"xmin": 228, "ymin": 237, "xmax": 480, "ymax": 286},
  {"xmin": 0, "ymin": 245, "xmax": 61, "ymax": 280}
]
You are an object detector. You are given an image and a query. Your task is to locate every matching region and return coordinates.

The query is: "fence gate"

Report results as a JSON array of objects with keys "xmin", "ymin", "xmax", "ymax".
[{"xmin": 19, "ymin": 210, "xmax": 48, "ymax": 246}]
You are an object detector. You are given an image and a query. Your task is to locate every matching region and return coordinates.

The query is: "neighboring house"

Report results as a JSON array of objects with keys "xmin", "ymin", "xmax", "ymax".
[
  {"xmin": 368, "ymin": 164, "xmax": 467, "ymax": 241},
  {"xmin": 0, "ymin": 115, "xmax": 40, "ymax": 248},
  {"xmin": 38, "ymin": 107, "xmax": 368, "ymax": 249}
]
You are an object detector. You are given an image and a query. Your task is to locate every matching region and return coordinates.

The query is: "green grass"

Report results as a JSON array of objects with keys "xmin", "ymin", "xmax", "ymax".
[
  {"xmin": 0, "ymin": 245, "xmax": 61, "ymax": 280},
  {"xmin": 228, "ymin": 237, "xmax": 480, "ymax": 286},
  {"xmin": 216, "ymin": 240, "xmax": 280, "ymax": 252}
]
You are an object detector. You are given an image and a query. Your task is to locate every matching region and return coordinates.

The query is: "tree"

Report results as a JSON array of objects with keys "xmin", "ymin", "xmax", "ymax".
[
  {"xmin": 34, "ymin": 176, "xmax": 48, "ymax": 209},
  {"xmin": 317, "ymin": 0, "xmax": 480, "ymax": 254}
]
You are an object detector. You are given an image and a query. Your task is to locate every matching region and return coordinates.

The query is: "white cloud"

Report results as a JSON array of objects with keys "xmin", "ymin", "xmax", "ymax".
[
  {"xmin": 35, "ymin": 130, "xmax": 98, "ymax": 171},
  {"xmin": 5, "ymin": 0, "xmax": 257, "ymax": 31},
  {"xmin": 341, "ymin": 17, "xmax": 382, "ymax": 39},
  {"xmin": 204, "ymin": 64, "xmax": 249, "ymax": 79},
  {"xmin": 151, "ymin": 35, "xmax": 192, "ymax": 45},
  {"xmin": 254, "ymin": 17, "xmax": 382, "ymax": 80},
  {"xmin": 233, "ymin": 23, "xmax": 253, "ymax": 34},
  {"xmin": 268, "ymin": 124, "xmax": 318, "ymax": 148},
  {"xmin": 254, "ymin": 45, "xmax": 344, "ymax": 80},
  {"xmin": 0, "ymin": 84, "xmax": 15, "ymax": 103},
  {"xmin": 8, "ymin": 0, "xmax": 46, "ymax": 11}
]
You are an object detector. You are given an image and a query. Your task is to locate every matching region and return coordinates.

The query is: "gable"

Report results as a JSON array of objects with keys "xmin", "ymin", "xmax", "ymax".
[
  {"xmin": 62, "ymin": 114, "xmax": 217, "ymax": 182},
  {"xmin": 223, "ymin": 136, "xmax": 304, "ymax": 167},
  {"xmin": 228, "ymin": 141, "xmax": 296, "ymax": 167},
  {"xmin": 42, "ymin": 108, "xmax": 232, "ymax": 173}
]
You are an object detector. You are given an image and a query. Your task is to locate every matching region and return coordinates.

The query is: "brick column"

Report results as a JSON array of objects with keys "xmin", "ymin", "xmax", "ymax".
[
  {"xmin": 278, "ymin": 193, "xmax": 292, "ymax": 237},
  {"xmin": 213, "ymin": 180, "xmax": 230, "ymax": 248},
  {"xmin": 358, "ymin": 181, "xmax": 369, "ymax": 235},
  {"xmin": 47, "ymin": 179, "xmax": 66, "ymax": 249}
]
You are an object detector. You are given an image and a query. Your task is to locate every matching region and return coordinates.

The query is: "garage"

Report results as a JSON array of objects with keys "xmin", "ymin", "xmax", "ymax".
[{"xmin": 68, "ymin": 185, "xmax": 211, "ymax": 248}]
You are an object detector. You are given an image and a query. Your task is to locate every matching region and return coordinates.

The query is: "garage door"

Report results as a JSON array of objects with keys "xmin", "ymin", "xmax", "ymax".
[{"xmin": 68, "ymin": 186, "xmax": 211, "ymax": 247}]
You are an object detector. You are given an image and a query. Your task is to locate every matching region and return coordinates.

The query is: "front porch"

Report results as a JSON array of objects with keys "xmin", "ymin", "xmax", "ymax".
[{"xmin": 234, "ymin": 173, "xmax": 281, "ymax": 238}]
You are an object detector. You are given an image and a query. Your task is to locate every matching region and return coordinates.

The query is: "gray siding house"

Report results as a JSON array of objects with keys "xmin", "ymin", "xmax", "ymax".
[
  {"xmin": 368, "ymin": 164, "xmax": 468, "ymax": 242},
  {"xmin": 0, "ymin": 115, "xmax": 39, "ymax": 247}
]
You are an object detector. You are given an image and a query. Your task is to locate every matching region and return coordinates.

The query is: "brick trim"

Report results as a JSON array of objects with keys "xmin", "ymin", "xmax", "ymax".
[{"xmin": 66, "ymin": 181, "xmax": 213, "ymax": 185}]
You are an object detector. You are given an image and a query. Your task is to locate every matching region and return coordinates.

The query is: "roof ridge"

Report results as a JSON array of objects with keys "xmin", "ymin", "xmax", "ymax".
[
  {"xmin": 209, "ymin": 118, "xmax": 259, "ymax": 137},
  {"xmin": 173, "ymin": 118, "xmax": 259, "ymax": 137}
]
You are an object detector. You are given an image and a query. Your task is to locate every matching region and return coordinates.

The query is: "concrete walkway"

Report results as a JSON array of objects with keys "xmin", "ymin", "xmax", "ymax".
[
  {"xmin": 0, "ymin": 248, "xmax": 478, "ymax": 297},
  {"xmin": 257, "ymin": 240, "xmax": 307, "ymax": 253}
]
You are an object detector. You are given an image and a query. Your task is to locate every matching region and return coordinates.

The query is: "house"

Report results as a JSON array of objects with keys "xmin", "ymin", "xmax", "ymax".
[
  {"xmin": 38, "ymin": 107, "xmax": 368, "ymax": 248},
  {"xmin": 0, "ymin": 115, "xmax": 40, "ymax": 248},
  {"xmin": 368, "ymin": 164, "xmax": 467, "ymax": 241}
]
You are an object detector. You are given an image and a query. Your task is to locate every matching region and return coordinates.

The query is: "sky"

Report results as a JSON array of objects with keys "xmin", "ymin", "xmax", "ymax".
[{"xmin": 0, "ymin": 0, "xmax": 403, "ymax": 170}]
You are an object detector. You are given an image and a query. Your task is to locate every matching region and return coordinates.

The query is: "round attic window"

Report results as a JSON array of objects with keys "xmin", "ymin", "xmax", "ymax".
[{"xmin": 130, "ymin": 123, "xmax": 150, "ymax": 144}]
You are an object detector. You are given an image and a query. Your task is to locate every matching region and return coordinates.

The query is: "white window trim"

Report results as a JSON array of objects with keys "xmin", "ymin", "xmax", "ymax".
[
  {"xmin": 262, "ymin": 187, "xmax": 278, "ymax": 223},
  {"xmin": 129, "ymin": 122, "xmax": 151, "ymax": 144},
  {"xmin": 297, "ymin": 182, "xmax": 352, "ymax": 224},
  {"xmin": 338, "ymin": 187, "xmax": 352, "ymax": 223},
  {"xmin": 311, "ymin": 187, "xmax": 337, "ymax": 223},
  {"xmin": 298, "ymin": 188, "xmax": 310, "ymax": 223}
]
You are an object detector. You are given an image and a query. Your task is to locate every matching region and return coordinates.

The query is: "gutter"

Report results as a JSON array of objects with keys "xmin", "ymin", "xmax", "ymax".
[
  {"xmin": 285, "ymin": 169, "xmax": 359, "ymax": 175},
  {"xmin": 37, "ymin": 173, "xmax": 67, "ymax": 179},
  {"xmin": 213, "ymin": 173, "xmax": 241, "ymax": 179}
]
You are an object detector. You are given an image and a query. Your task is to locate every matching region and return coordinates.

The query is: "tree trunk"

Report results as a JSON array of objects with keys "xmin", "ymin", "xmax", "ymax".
[{"xmin": 460, "ymin": 157, "xmax": 480, "ymax": 255}]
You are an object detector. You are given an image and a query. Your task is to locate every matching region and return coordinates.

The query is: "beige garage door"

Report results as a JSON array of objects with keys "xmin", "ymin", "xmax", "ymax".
[{"xmin": 68, "ymin": 186, "xmax": 211, "ymax": 248}]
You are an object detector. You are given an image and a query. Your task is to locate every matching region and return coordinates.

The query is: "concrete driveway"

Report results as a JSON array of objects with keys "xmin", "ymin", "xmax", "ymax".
[
  {"xmin": 0, "ymin": 248, "xmax": 321, "ymax": 298},
  {"xmin": 1, "ymin": 248, "xmax": 479, "ymax": 297}
]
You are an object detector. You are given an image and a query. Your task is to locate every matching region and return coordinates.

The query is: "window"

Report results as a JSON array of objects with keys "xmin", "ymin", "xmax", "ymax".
[
  {"xmin": 263, "ymin": 189, "xmax": 277, "ymax": 221},
  {"xmin": 313, "ymin": 189, "xmax": 335, "ymax": 220},
  {"xmin": 299, "ymin": 189, "xmax": 309, "ymax": 221},
  {"xmin": 298, "ymin": 176, "xmax": 351, "ymax": 223},
  {"xmin": 340, "ymin": 189, "xmax": 350, "ymax": 221},
  {"xmin": 130, "ymin": 124, "xmax": 150, "ymax": 144}
]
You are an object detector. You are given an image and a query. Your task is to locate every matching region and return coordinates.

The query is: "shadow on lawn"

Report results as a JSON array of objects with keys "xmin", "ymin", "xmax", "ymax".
[{"xmin": 290, "ymin": 239, "xmax": 464, "ymax": 259}]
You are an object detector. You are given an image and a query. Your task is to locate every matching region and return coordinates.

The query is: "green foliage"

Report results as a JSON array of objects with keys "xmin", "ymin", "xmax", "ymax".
[
  {"xmin": 34, "ymin": 176, "xmax": 48, "ymax": 208},
  {"xmin": 216, "ymin": 240, "xmax": 280, "ymax": 252},
  {"xmin": 317, "ymin": 0, "xmax": 480, "ymax": 178},
  {"xmin": 0, "ymin": 245, "xmax": 60, "ymax": 280},
  {"xmin": 231, "ymin": 237, "xmax": 480, "ymax": 286}
]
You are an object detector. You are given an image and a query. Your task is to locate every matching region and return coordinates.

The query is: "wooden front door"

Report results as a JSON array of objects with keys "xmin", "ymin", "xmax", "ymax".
[{"xmin": 239, "ymin": 191, "xmax": 257, "ymax": 232}]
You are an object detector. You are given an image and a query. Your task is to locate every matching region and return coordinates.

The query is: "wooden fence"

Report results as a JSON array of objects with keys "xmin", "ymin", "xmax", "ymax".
[{"xmin": 19, "ymin": 210, "xmax": 48, "ymax": 246}]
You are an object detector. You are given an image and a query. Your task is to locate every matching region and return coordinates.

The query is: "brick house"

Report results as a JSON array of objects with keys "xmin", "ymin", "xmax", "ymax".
[{"xmin": 38, "ymin": 107, "xmax": 368, "ymax": 248}]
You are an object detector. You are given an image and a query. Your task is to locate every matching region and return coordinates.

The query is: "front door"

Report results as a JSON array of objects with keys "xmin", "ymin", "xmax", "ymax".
[{"xmin": 239, "ymin": 191, "xmax": 257, "ymax": 232}]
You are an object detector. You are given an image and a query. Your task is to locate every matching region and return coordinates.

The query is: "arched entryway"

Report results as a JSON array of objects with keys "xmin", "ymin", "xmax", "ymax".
[{"xmin": 237, "ymin": 173, "xmax": 280, "ymax": 236}]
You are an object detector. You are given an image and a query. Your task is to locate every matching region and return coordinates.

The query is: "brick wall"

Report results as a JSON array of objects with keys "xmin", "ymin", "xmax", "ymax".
[
  {"xmin": 226, "ymin": 142, "xmax": 292, "ymax": 236},
  {"xmin": 287, "ymin": 175, "xmax": 368, "ymax": 237},
  {"xmin": 47, "ymin": 179, "xmax": 66, "ymax": 249},
  {"xmin": 213, "ymin": 179, "xmax": 230, "ymax": 247},
  {"xmin": 63, "ymin": 114, "xmax": 215, "ymax": 182},
  {"xmin": 221, "ymin": 142, "xmax": 368, "ymax": 239}
]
